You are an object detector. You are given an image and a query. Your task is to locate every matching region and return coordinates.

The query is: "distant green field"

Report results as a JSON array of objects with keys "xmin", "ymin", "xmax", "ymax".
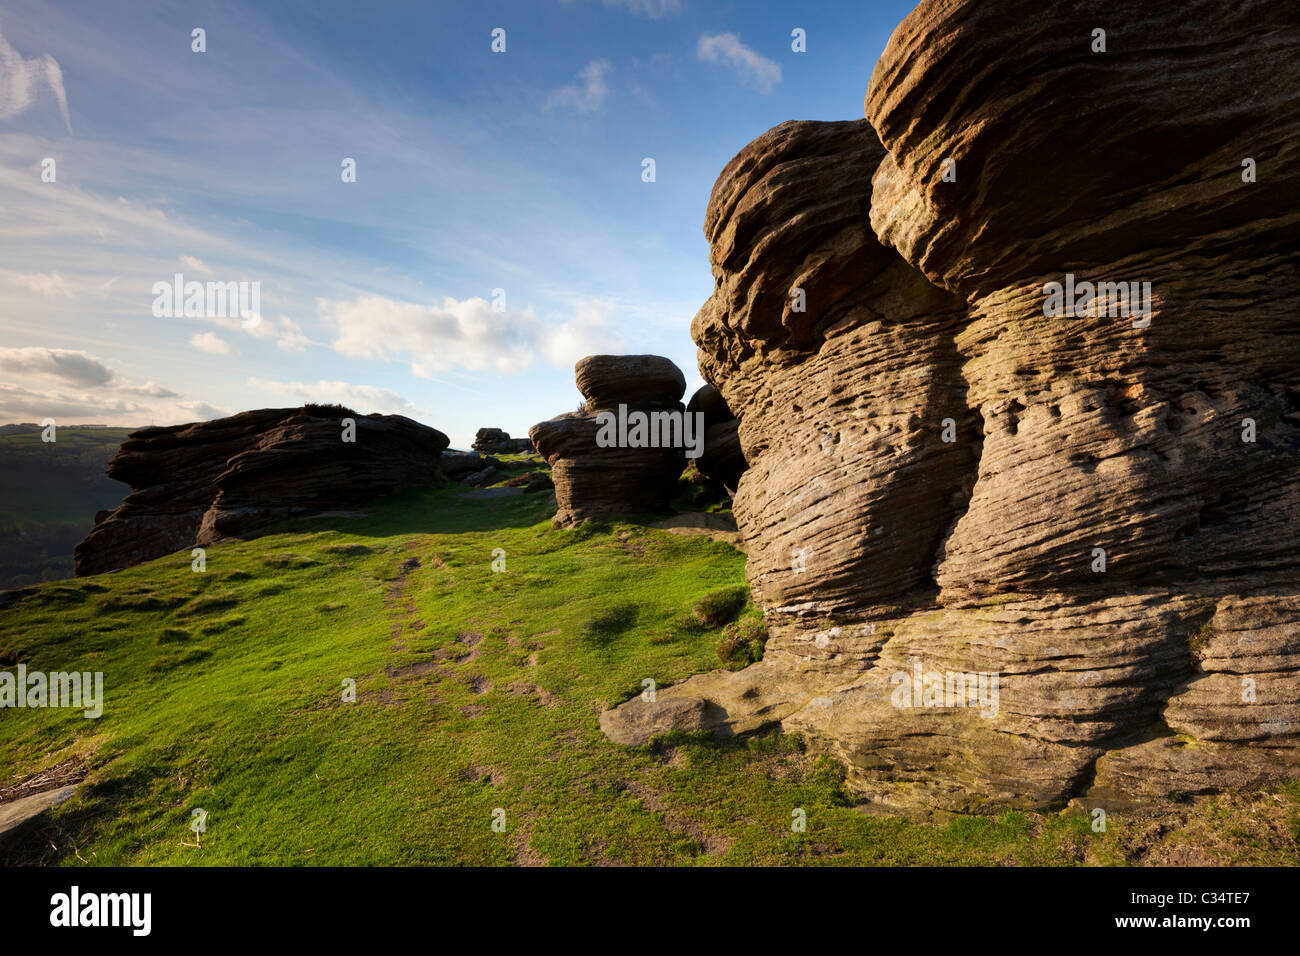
[
  {"xmin": 0, "ymin": 428, "xmax": 134, "ymax": 589},
  {"xmin": 3, "ymin": 482, "xmax": 1296, "ymax": 866}
]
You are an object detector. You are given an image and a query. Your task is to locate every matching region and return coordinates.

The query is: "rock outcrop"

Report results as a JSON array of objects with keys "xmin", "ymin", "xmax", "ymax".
[
  {"xmin": 530, "ymin": 355, "xmax": 688, "ymax": 528},
  {"xmin": 440, "ymin": 450, "xmax": 503, "ymax": 482},
  {"xmin": 75, "ymin": 407, "xmax": 449, "ymax": 575},
  {"xmin": 472, "ymin": 428, "xmax": 534, "ymax": 455},
  {"xmin": 602, "ymin": 0, "xmax": 1300, "ymax": 815},
  {"xmin": 501, "ymin": 471, "xmax": 555, "ymax": 493}
]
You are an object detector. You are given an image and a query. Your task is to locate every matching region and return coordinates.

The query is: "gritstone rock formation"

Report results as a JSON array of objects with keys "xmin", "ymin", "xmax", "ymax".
[
  {"xmin": 472, "ymin": 428, "xmax": 534, "ymax": 455},
  {"xmin": 602, "ymin": 0, "xmax": 1300, "ymax": 815},
  {"xmin": 75, "ymin": 407, "xmax": 449, "ymax": 575},
  {"xmin": 440, "ymin": 450, "xmax": 504, "ymax": 482},
  {"xmin": 530, "ymin": 355, "xmax": 689, "ymax": 528}
]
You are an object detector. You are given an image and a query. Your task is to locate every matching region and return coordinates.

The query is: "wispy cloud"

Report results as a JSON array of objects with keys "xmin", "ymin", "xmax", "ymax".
[
  {"xmin": 545, "ymin": 59, "xmax": 613, "ymax": 114},
  {"xmin": 275, "ymin": 316, "xmax": 309, "ymax": 352},
  {"xmin": 4, "ymin": 270, "xmax": 75, "ymax": 297},
  {"xmin": 0, "ymin": 22, "xmax": 72, "ymax": 132},
  {"xmin": 697, "ymin": 33, "xmax": 781, "ymax": 93},
  {"xmin": 179, "ymin": 255, "xmax": 212, "ymax": 274}
]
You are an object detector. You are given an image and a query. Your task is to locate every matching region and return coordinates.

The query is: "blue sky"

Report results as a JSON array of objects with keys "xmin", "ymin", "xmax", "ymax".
[{"xmin": 0, "ymin": 0, "xmax": 914, "ymax": 448}]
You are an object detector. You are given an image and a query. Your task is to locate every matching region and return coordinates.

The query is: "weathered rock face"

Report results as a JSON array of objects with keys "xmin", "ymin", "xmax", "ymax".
[
  {"xmin": 603, "ymin": 0, "xmax": 1300, "ymax": 815},
  {"xmin": 75, "ymin": 407, "xmax": 449, "ymax": 575},
  {"xmin": 472, "ymin": 428, "xmax": 533, "ymax": 455},
  {"xmin": 530, "ymin": 355, "xmax": 688, "ymax": 528}
]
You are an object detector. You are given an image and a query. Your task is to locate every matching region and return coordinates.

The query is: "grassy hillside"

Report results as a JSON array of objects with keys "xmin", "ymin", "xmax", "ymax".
[
  {"xmin": 0, "ymin": 428, "xmax": 134, "ymax": 589},
  {"xmin": 2, "ymin": 481, "xmax": 1297, "ymax": 866}
]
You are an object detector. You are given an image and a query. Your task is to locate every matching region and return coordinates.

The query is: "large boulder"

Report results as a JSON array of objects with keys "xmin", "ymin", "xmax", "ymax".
[
  {"xmin": 574, "ymin": 355, "xmax": 685, "ymax": 410},
  {"xmin": 602, "ymin": 0, "xmax": 1300, "ymax": 815},
  {"xmin": 439, "ymin": 450, "xmax": 501, "ymax": 481},
  {"xmin": 75, "ymin": 406, "xmax": 449, "ymax": 575},
  {"xmin": 530, "ymin": 355, "xmax": 689, "ymax": 528}
]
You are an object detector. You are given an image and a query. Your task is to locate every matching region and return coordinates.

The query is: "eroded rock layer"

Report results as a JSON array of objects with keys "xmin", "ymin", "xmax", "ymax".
[
  {"xmin": 75, "ymin": 407, "xmax": 448, "ymax": 575},
  {"xmin": 603, "ymin": 0, "xmax": 1300, "ymax": 814}
]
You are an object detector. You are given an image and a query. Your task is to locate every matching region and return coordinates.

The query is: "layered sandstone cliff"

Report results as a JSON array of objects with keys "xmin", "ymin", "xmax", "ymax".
[{"xmin": 602, "ymin": 0, "xmax": 1300, "ymax": 814}]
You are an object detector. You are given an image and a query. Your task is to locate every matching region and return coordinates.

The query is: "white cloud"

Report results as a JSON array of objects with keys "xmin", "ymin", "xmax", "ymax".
[
  {"xmin": 246, "ymin": 377, "xmax": 429, "ymax": 420},
  {"xmin": 179, "ymin": 255, "xmax": 212, "ymax": 274},
  {"xmin": 0, "ymin": 346, "xmax": 113, "ymax": 387},
  {"xmin": 546, "ymin": 59, "xmax": 612, "ymax": 114},
  {"xmin": 323, "ymin": 294, "xmax": 536, "ymax": 375},
  {"xmin": 186, "ymin": 312, "xmax": 274, "ymax": 340},
  {"xmin": 190, "ymin": 331, "xmax": 233, "ymax": 355},
  {"xmin": 540, "ymin": 298, "xmax": 620, "ymax": 367},
  {"xmin": 697, "ymin": 33, "xmax": 781, "ymax": 93},
  {"xmin": 0, "ymin": 24, "xmax": 72, "ymax": 132},
  {"xmin": 318, "ymin": 293, "xmax": 622, "ymax": 377}
]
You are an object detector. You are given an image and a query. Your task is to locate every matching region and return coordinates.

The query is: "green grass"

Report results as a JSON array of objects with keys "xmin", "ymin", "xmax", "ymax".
[{"xmin": 1, "ymin": 482, "xmax": 1297, "ymax": 866}]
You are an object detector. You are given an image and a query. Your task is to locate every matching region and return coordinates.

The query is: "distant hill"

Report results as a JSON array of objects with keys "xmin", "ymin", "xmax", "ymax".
[{"xmin": 0, "ymin": 427, "xmax": 136, "ymax": 589}]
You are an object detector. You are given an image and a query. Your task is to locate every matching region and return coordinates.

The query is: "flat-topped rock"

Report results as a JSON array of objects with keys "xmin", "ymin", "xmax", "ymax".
[{"xmin": 575, "ymin": 354, "xmax": 686, "ymax": 409}]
